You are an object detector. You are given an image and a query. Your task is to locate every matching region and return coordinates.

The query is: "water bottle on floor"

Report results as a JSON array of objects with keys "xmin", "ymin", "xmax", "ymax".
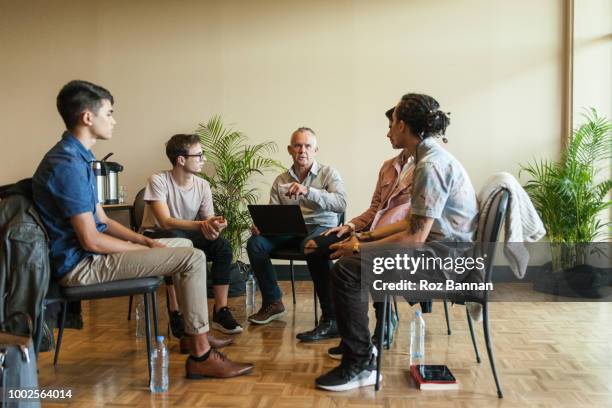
[
  {"xmin": 410, "ymin": 310, "xmax": 425, "ymax": 368},
  {"xmin": 150, "ymin": 336, "xmax": 169, "ymax": 393},
  {"xmin": 245, "ymin": 270, "xmax": 257, "ymax": 315},
  {"xmin": 135, "ymin": 298, "xmax": 145, "ymax": 338}
]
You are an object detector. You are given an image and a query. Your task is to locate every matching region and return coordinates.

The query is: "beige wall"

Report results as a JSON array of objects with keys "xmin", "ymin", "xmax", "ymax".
[
  {"xmin": 573, "ymin": 0, "xmax": 612, "ymax": 121},
  {"xmin": 1, "ymin": 0, "xmax": 565, "ymax": 225}
]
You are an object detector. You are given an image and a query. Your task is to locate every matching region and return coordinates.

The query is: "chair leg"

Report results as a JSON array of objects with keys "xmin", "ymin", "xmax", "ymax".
[
  {"xmin": 466, "ymin": 306, "xmax": 481, "ymax": 363},
  {"xmin": 151, "ymin": 291, "xmax": 159, "ymax": 339},
  {"xmin": 393, "ymin": 296, "xmax": 399, "ymax": 322},
  {"xmin": 143, "ymin": 293, "xmax": 153, "ymax": 384},
  {"xmin": 53, "ymin": 301, "xmax": 68, "ymax": 367},
  {"xmin": 127, "ymin": 295, "xmax": 133, "ymax": 321},
  {"xmin": 165, "ymin": 288, "xmax": 170, "ymax": 338},
  {"xmin": 482, "ymin": 304, "xmax": 503, "ymax": 398},
  {"xmin": 443, "ymin": 299, "xmax": 451, "ymax": 335},
  {"xmin": 313, "ymin": 289, "xmax": 319, "ymax": 327},
  {"xmin": 375, "ymin": 295, "xmax": 387, "ymax": 391},
  {"xmin": 34, "ymin": 303, "xmax": 46, "ymax": 357},
  {"xmin": 385, "ymin": 300, "xmax": 391, "ymax": 350},
  {"xmin": 290, "ymin": 260, "xmax": 296, "ymax": 305}
]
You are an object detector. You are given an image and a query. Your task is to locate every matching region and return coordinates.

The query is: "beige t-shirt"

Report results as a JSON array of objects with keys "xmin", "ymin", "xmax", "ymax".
[{"xmin": 141, "ymin": 171, "xmax": 214, "ymax": 230}]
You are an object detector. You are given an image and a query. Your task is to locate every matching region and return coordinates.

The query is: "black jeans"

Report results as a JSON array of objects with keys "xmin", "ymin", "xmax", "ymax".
[
  {"xmin": 246, "ymin": 225, "xmax": 337, "ymax": 318},
  {"xmin": 331, "ymin": 254, "xmax": 446, "ymax": 363},
  {"xmin": 144, "ymin": 229, "xmax": 233, "ymax": 285}
]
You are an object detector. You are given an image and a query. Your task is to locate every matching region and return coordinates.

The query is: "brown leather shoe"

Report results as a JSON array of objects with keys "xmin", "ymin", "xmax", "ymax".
[
  {"xmin": 186, "ymin": 348, "xmax": 254, "ymax": 379},
  {"xmin": 180, "ymin": 333, "xmax": 234, "ymax": 354},
  {"xmin": 248, "ymin": 300, "xmax": 286, "ymax": 325}
]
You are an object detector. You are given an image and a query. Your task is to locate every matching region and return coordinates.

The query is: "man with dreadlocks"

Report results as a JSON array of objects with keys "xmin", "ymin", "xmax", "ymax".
[{"xmin": 315, "ymin": 93, "xmax": 478, "ymax": 391}]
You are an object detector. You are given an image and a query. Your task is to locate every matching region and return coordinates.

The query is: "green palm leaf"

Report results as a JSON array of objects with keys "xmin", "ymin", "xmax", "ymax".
[{"xmin": 195, "ymin": 115, "xmax": 284, "ymax": 260}]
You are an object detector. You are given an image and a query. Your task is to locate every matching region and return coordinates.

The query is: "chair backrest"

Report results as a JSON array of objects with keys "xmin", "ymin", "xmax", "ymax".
[
  {"xmin": 131, "ymin": 188, "xmax": 146, "ymax": 230},
  {"xmin": 479, "ymin": 188, "xmax": 509, "ymax": 284}
]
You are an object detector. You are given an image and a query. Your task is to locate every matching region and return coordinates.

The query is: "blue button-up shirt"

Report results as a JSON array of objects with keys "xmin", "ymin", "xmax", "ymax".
[{"xmin": 33, "ymin": 132, "xmax": 107, "ymax": 278}]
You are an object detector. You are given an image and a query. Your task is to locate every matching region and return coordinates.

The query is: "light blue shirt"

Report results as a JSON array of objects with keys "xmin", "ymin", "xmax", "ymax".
[
  {"xmin": 411, "ymin": 137, "xmax": 478, "ymax": 243},
  {"xmin": 269, "ymin": 161, "xmax": 347, "ymax": 228}
]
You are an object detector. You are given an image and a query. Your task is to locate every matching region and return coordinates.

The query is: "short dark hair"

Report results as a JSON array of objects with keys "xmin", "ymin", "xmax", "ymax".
[
  {"xmin": 165, "ymin": 134, "xmax": 201, "ymax": 166},
  {"xmin": 385, "ymin": 107, "xmax": 394, "ymax": 120},
  {"xmin": 56, "ymin": 80, "xmax": 114, "ymax": 130},
  {"xmin": 395, "ymin": 93, "xmax": 450, "ymax": 140}
]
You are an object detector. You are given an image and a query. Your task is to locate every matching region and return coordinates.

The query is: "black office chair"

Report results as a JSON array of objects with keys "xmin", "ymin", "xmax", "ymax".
[
  {"xmin": 375, "ymin": 189, "xmax": 509, "ymax": 398},
  {"xmin": 268, "ymin": 212, "xmax": 345, "ymax": 326},
  {"xmin": 35, "ymin": 270, "xmax": 162, "ymax": 383},
  {"xmin": 49, "ymin": 278, "xmax": 161, "ymax": 382}
]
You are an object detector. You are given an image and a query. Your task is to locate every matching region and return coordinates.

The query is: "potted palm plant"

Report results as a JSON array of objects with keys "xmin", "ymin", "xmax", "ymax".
[
  {"xmin": 196, "ymin": 115, "xmax": 284, "ymax": 261},
  {"xmin": 521, "ymin": 108, "xmax": 611, "ymax": 296}
]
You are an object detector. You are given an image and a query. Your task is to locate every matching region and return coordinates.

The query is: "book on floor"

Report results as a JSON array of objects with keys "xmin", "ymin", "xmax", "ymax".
[{"xmin": 410, "ymin": 365, "xmax": 459, "ymax": 390}]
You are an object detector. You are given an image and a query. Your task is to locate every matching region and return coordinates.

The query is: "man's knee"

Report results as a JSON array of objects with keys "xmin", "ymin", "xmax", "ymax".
[
  {"xmin": 159, "ymin": 237, "xmax": 194, "ymax": 249},
  {"xmin": 246, "ymin": 235, "xmax": 267, "ymax": 255},
  {"xmin": 211, "ymin": 236, "xmax": 232, "ymax": 256},
  {"xmin": 331, "ymin": 257, "xmax": 361, "ymax": 286},
  {"xmin": 185, "ymin": 248, "xmax": 207, "ymax": 272}
]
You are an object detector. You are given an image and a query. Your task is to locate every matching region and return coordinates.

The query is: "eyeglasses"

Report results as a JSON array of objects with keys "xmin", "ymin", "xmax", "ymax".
[{"xmin": 183, "ymin": 153, "xmax": 205, "ymax": 161}]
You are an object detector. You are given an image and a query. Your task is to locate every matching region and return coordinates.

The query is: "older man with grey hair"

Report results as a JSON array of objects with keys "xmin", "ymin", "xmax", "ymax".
[{"xmin": 246, "ymin": 127, "xmax": 347, "ymax": 334}]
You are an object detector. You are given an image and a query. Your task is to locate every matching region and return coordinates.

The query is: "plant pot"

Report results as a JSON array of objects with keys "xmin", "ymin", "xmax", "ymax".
[{"xmin": 533, "ymin": 261, "xmax": 611, "ymax": 298}]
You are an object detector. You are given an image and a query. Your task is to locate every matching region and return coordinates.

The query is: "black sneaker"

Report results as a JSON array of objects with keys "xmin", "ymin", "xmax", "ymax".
[
  {"xmin": 315, "ymin": 355, "xmax": 379, "ymax": 392},
  {"xmin": 169, "ymin": 311, "xmax": 185, "ymax": 339},
  {"xmin": 328, "ymin": 341, "xmax": 378, "ymax": 361},
  {"xmin": 212, "ymin": 307, "xmax": 243, "ymax": 334},
  {"xmin": 296, "ymin": 318, "xmax": 339, "ymax": 342}
]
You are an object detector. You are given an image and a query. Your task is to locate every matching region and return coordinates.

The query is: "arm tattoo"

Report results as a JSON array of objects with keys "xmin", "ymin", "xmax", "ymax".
[{"xmin": 409, "ymin": 215, "xmax": 427, "ymax": 235}]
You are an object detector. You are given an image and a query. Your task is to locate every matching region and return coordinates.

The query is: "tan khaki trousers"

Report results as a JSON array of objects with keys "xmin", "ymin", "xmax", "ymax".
[{"xmin": 60, "ymin": 238, "xmax": 209, "ymax": 335}]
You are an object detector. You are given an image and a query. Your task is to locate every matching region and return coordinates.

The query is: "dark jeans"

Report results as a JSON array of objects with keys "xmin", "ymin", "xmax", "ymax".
[
  {"xmin": 246, "ymin": 225, "xmax": 336, "ymax": 317},
  {"xmin": 331, "ymin": 254, "xmax": 446, "ymax": 363},
  {"xmin": 144, "ymin": 229, "xmax": 233, "ymax": 285}
]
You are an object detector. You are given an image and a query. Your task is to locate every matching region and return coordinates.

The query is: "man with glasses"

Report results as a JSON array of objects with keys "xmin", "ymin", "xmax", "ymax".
[{"xmin": 141, "ymin": 134, "xmax": 243, "ymax": 338}]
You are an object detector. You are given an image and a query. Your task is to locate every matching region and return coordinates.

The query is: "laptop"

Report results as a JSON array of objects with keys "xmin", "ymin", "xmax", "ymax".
[{"xmin": 248, "ymin": 204, "xmax": 308, "ymax": 236}]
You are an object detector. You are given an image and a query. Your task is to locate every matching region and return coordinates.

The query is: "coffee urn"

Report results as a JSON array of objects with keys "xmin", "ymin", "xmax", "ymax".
[{"xmin": 92, "ymin": 153, "xmax": 124, "ymax": 205}]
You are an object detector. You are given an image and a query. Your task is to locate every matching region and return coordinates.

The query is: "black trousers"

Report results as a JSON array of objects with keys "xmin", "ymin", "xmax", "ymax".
[
  {"xmin": 306, "ymin": 234, "xmax": 432, "ymax": 324},
  {"xmin": 144, "ymin": 229, "xmax": 233, "ymax": 286},
  {"xmin": 331, "ymin": 254, "xmax": 446, "ymax": 363},
  {"xmin": 304, "ymin": 233, "xmax": 349, "ymax": 320}
]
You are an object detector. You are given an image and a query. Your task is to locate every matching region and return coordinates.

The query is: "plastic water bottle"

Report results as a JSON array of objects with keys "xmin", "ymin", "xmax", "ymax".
[
  {"xmin": 135, "ymin": 299, "xmax": 145, "ymax": 338},
  {"xmin": 410, "ymin": 310, "xmax": 425, "ymax": 367},
  {"xmin": 245, "ymin": 270, "xmax": 257, "ymax": 314},
  {"xmin": 150, "ymin": 336, "xmax": 169, "ymax": 393}
]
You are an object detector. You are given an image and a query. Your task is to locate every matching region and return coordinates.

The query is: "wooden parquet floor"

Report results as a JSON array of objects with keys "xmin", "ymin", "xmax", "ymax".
[{"xmin": 37, "ymin": 281, "xmax": 612, "ymax": 407}]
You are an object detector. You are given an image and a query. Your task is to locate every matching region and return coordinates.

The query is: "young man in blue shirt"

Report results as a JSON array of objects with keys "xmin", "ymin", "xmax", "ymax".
[{"xmin": 33, "ymin": 80, "xmax": 252, "ymax": 379}]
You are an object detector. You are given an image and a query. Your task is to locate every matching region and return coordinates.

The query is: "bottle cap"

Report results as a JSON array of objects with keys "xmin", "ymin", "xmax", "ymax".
[
  {"xmin": 416, "ymin": 310, "xmax": 422, "ymax": 317},
  {"xmin": 157, "ymin": 336, "xmax": 164, "ymax": 343}
]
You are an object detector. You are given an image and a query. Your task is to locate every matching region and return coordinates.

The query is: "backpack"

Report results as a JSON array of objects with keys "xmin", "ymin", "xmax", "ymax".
[{"xmin": 0, "ymin": 179, "xmax": 50, "ymax": 336}]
